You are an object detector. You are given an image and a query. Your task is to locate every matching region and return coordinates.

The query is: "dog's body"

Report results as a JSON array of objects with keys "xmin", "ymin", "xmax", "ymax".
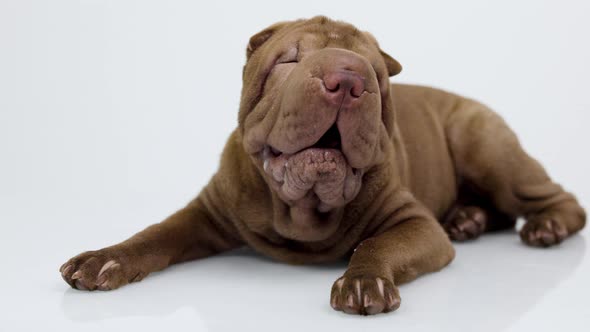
[{"xmin": 61, "ymin": 17, "xmax": 586, "ymax": 315}]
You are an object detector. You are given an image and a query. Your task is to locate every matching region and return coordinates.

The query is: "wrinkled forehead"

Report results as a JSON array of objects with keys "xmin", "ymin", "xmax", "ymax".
[{"xmin": 275, "ymin": 18, "xmax": 380, "ymax": 58}]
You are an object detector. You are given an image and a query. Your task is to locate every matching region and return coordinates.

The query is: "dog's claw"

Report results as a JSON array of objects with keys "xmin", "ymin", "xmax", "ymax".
[
  {"xmin": 60, "ymin": 250, "xmax": 144, "ymax": 291},
  {"xmin": 61, "ymin": 264, "xmax": 72, "ymax": 275},
  {"xmin": 98, "ymin": 260, "xmax": 118, "ymax": 277},
  {"xmin": 331, "ymin": 275, "xmax": 400, "ymax": 315}
]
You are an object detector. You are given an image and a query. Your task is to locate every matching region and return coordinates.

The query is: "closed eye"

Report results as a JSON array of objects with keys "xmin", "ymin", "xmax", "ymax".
[
  {"xmin": 276, "ymin": 43, "xmax": 299, "ymax": 65},
  {"xmin": 278, "ymin": 59, "xmax": 297, "ymax": 64}
]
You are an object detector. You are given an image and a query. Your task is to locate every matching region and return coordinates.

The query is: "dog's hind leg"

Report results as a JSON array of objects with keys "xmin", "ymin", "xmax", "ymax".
[
  {"xmin": 444, "ymin": 99, "xmax": 585, "ymax": 247},
  {"xmin": 443, "ymin": 184, "xmax": 516, "ymax": 241}
]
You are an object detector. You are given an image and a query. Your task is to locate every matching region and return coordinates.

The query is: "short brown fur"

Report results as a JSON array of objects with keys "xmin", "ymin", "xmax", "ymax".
[{"xmin": 60, "ymin": 17, "xmax": 585, "ymax": 316}]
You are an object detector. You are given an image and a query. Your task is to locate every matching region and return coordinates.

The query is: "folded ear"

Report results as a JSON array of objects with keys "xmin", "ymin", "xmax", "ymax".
[
  {"xmin": 380, "ymin": 49, "xmax": 402, "ymax": 77},
  {"xmin": 247, "ymin": 21, "xmax": 291, "ymax": 59}
]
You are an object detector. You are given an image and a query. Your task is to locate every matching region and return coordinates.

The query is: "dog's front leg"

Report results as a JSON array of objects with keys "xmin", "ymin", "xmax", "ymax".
[
  {"xmin": 60, "ymin": 195, "xmax": 241, "ymax": 291},
  {"xmin": 331, "ymin": 192, "xmax": 455, "ymax": 315}
]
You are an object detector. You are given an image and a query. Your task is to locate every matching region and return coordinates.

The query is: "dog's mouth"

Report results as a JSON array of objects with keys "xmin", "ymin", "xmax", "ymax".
[
  {"xmin": 311, "ymin": 123, "xmax": 342, "ymax": 150},
  {"xmin": 267, "ymin": 123, "xmax": 343, "ymax": 157},
  {"xmin": 261, "ymin": 123, "xmax": 362, "ymax": 213}
]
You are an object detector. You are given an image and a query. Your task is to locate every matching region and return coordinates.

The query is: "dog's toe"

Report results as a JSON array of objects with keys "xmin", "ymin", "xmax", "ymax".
[
  {"xmin": 520, "ymin": 218, "xmax": 568, "ymax": 247},
  {"xmin": 60, "ymin": 250, "xmax": 139, "ymax": 291},
  {"xmin": 444, "ymin": 206, "xmax": 487, "ymax": 241},
  {"xmin": 330, "ymin": 276, "xmax": 400, "ymax": 315}
]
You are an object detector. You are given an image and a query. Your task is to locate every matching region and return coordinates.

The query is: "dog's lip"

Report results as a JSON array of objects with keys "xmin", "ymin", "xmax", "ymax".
[
  {"xmin": 269, "ymin": 145, "xmax": 282, "ymax": 157},
  {"xmin": 261, "ymin": 145, "xmax": 363, "ymax": 214},
  {"xmin": 263, "ymin": 145, "xmax": 343, "ymax": 159},
  {"xmin": 265, "ymin": 144, "xmax": 341, "ymax": 158},
  {"xmin": 265, "ymin": 122, "xmax": 343, "ymax": 158},
  {"xmin": 261, "ymin": 145, "xmax": 360, "ymax": 178}
]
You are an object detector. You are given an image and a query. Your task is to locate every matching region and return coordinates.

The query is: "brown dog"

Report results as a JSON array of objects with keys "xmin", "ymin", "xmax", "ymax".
[{"xmin": 60, "ymin": 16, "xmax": 586, "ymax": 315}]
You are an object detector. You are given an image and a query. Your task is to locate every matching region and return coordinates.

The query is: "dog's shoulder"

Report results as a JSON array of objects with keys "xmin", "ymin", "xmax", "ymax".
[{"xmin": 392, "ymin": 84, "xmax": 464, "ymax": 117}]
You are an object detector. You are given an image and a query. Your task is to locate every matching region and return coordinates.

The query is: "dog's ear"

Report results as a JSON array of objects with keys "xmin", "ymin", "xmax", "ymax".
[
  {"xmin": 380, "ymin": 49, "xmax": 402, "ymax": 77},
  {"xmin": 247, "ymin": 21, "xmax": 291, "ymax": 59},
  {"xmin": 363, "ymin": 32, "xmax": 402, "ymax": 77}
]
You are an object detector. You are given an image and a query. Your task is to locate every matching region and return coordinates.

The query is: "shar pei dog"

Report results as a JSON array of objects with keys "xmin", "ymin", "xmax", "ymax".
[{"xmin": 60, "ymin": 16, "xmax": 586, "ymax": 315}]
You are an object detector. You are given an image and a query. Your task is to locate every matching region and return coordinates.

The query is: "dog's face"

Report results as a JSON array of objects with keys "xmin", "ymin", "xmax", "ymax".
[{"xmin": 239, "ymin": 17, "xmax": 401, "ymax": 241}]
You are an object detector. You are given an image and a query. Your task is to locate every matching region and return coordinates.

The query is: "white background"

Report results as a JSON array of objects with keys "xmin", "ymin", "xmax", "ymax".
[{"xmin": 1, "ymin": 0, "xmax": 589, "ymax": 331}]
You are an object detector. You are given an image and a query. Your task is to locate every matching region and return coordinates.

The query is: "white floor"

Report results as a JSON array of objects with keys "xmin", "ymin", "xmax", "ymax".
[
  {"xmin": 2, "ymin": 222, "xmax": 590, "ymax": 332},
  {"xmin": 1, "ymin": 1, "xmax": 590, "ymax": 331}
]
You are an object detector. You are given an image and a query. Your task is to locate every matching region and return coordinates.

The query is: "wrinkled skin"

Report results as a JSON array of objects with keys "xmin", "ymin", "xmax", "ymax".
[
  {"xmin": 60, "ymin": 16, "xmax": 586, "ymax": 316},
  {"xmin": 241, "ymin": 20, "xmax": 398, "ymax": 241}
]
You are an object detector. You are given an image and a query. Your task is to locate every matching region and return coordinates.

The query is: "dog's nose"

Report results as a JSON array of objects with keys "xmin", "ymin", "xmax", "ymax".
[{"xmin": 322, "ymin": 70, "xmax": 365, "ymax": 106}]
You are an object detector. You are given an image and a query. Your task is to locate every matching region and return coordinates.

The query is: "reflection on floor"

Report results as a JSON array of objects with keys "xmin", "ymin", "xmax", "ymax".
[{"xmin": 47, "ymin": 231, "xmax": 587, "ymax": 331}]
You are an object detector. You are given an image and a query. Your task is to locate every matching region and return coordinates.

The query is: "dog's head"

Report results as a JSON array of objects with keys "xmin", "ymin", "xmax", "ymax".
[{"xmin": 238, "ymin": 17, "xmax": 401, "ymax": 241}]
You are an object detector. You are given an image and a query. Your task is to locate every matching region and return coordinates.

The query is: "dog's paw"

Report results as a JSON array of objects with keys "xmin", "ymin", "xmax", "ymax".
[
  {"xmin": 520, "ymin": 217, "xmax": 568, "ymax": 247},
  {"xmin": 444, "ymin": 205, "xmax": 487, "ymax": 241},
  {"xmin": 60, "ymin": 250, "xmax": 146, "ymax": 291},
  {"xmin": 330, "ymin": 276, "xmax": 400, "ymax": 315}
]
